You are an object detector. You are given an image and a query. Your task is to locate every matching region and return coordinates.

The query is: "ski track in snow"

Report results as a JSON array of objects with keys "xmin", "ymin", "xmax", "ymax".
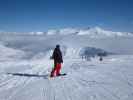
[{"xmin": 0, "ymin": 55, "xmax": 133, "ymax": 100}]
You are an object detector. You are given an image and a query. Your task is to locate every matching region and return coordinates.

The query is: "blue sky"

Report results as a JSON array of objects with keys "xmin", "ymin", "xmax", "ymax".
[{"xmin": 0, "ymin": 0, "xmax": 133, "ymax": 32}]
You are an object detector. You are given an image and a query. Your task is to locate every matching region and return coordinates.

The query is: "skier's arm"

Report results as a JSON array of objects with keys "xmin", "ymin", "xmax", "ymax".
[{"xmin": 60, "ymin": 52, "xmax": 63, "ymax": 63}]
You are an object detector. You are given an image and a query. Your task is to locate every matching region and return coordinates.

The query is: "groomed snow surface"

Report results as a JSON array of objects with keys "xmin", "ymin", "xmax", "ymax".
[{"xmin": 0, "ymin": 55, "xmax": 133, "ymax": 100}]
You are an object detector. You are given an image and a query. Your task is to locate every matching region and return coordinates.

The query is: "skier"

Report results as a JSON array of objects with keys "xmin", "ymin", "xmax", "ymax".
[
  {"xmin": 50, "ymin": 45, "xmax": 63, "ymax": 77},
  {"xmin": 99, "ymin": 56, "xmax": 103, "ymax": 61}
]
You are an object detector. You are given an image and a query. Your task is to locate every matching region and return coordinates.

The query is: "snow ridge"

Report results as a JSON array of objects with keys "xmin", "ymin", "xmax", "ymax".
[{"xmin": 0, "ymin": 27, "xmax": 133, "ymax": 38}]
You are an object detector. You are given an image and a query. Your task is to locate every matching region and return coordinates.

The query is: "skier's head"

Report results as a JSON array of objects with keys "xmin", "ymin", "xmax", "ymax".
[{"xmin": 56, "ymin": 44, "xmax": 60, "ymax": 48}]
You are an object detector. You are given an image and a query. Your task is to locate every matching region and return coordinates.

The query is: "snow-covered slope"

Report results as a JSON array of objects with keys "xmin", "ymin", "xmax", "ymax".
[
  {"xmin": 0, "ymin": 28, "xmax": 133, "ymax": 100},
  {"xmin": 0, "ymin": 55, "xmax": 133, "ymax": 100},
  {"xmin": 0, "ymin": 42, "xmax": 26, "ymax": 61}
]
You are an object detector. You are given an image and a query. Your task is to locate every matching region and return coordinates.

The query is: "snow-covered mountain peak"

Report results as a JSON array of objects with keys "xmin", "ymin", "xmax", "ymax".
[
  {"xmin": 47, "ymin": 28, "xmax": 79, "ymax": 35},
  {"xmin": 78, "ymin": 27, "xmax": 133, "ymax": 38},
  {"xmin": 0, "ymin": 27, "xmax": 133, "ymax": 38},
  {"xmin": 45, "ymin": 26, "xmax": 133, "ymax": 38},
  {"xmin": 90, "ymin": 26, "xmax": 105, "ymax": 32},
  {"xmin": 29, "ymin": 32, "xmax": 45, "ymax": 35}
]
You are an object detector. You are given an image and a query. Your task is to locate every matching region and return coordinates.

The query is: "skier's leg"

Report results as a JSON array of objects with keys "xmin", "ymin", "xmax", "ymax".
[
  {"xmin": 56, "ymin": 63, "xmax": 61, "ymax": 76},
  {"xmin": 50, "ymin": 68, "xmax": 55, "ymax": 77},
  {"xmin": 50, "ymin": 63, "xmax": 57, "ymax": 77}
]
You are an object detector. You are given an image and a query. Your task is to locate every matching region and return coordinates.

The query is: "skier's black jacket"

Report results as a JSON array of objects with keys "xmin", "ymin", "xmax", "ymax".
[{"xmin": 52, "ymin": 47, "xmax": 63, "ymax": 63}]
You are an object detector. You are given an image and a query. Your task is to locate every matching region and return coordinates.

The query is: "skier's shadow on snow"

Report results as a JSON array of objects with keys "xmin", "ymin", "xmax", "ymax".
[{"xmin": 7, "ymin": 73, "xmax": 49, "ymax": 79}]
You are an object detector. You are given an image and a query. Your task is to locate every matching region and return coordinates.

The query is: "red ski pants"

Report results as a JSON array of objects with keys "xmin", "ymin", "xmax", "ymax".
[{"xmin": 51, "ymin": 63, "xmax": 61, "ymax": 76}]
